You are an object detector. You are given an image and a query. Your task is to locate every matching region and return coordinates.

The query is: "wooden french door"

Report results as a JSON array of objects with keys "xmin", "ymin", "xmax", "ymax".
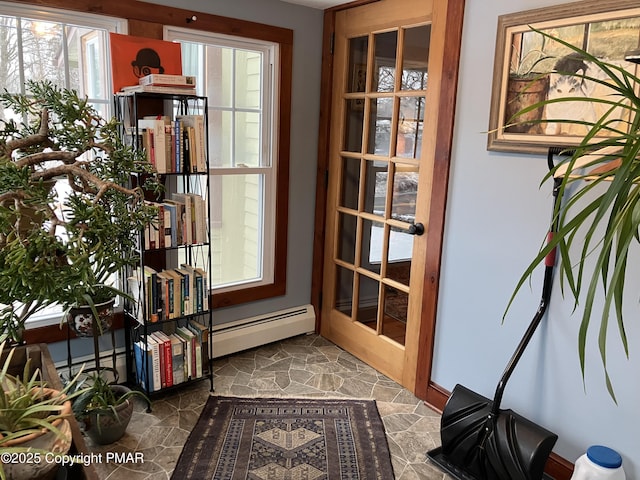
[{"xmin": 320, "ymin": 0, "xmax": 461, "ymax": 393}]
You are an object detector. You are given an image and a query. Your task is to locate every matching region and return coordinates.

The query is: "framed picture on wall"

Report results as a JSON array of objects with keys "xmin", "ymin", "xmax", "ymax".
[
  {"xmin": 109, "ymin": 33, "xmax": 183, "ymax": 93},
  {"xmin": 486, "ymin": 0, "xmax": 640, "ymax": 154}
]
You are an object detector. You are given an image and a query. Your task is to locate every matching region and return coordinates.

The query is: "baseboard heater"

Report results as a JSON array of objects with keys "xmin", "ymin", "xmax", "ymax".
[{"xmin": 212, "ymin": 304, "xmax": 316, "ymax": 358}]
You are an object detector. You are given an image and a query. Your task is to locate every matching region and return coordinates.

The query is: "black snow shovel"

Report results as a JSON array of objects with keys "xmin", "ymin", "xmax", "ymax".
[{"xmin": 427, "ymin": 147, "xmax": 571, "ymax": 480}]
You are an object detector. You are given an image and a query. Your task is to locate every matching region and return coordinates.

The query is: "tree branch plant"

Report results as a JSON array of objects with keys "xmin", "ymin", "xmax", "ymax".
[
  {"xmin": 0, "ymin": 80, "xmax": 161, "ymax": 343},
  {"xmin": 506, "ymin": 28, "xmax": 640, "ymax": 401}
]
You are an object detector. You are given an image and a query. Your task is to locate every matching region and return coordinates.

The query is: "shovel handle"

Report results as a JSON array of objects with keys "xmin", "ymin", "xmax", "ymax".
[
  {"xmin": 545, "ymin": 232, "xmax": 556, "ymax": 267},
  {"xmin": 492, "ymin": 148, "xmax": 566, "ymax": 412}
]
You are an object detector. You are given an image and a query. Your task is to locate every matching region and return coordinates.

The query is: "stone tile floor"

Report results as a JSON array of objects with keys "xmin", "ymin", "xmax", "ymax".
[{"xmin": 85, "ymin": 333, "xmax": 451, "ymax": 479}]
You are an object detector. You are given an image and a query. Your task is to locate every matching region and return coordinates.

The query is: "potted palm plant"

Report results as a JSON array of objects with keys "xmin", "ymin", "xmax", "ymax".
[
  {"xmin": 71, "ymin": 372, "xmax": 149, "ymax": 445},
  {"xmin": 0, "ymin": 80, "xmax": 161, "ymax": 343},
  {"xmin": 506, "ymin": 28, "xmax": 640, "ymax": 401}
]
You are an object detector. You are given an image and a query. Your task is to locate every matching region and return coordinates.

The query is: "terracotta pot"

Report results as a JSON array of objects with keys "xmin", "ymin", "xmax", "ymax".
[
  {"xmin": 66, "ymin": 298, "xmax": 115, "ymax": 337},
  {"xmin": 83, "ymin": 385, "xmax": 134, "ymax": 445},
  {"xmin": 1, "ymin": 389, "xmax": 73, "ymax": 480},
  {"xmin": 504, "ymin": 74, "xmax": 550, "ymax": 134}
]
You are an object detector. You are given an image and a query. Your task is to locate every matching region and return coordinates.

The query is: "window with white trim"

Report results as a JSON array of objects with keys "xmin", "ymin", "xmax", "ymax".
[
  {"xmin": 0, "ymin": 2, "xmax": 126, "ymax": 327},
  {"xmin": 165, "ymin": 27, "xmax": 279, "ymax": 295}
]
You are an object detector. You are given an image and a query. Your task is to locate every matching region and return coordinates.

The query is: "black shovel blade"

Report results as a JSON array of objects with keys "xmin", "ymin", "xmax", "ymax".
[{"xmin": 436, "ymin": 384, "xmax": 558, "ymax": 480}]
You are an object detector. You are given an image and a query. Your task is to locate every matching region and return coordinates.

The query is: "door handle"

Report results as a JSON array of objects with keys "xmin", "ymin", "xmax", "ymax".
[{"xmin": 407, "ymin": 222, "xmax": 424, "ymax": 236}]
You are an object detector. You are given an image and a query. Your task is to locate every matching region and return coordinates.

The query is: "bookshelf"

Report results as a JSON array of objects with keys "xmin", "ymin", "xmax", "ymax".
[{"xmin": 114, "ymin": 92, "xmax": 213, "ymax": 395}]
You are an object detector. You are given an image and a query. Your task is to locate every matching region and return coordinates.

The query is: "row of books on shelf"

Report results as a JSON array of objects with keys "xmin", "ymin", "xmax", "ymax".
[
  {"xmin": 145, "ymin": 192, "xmax": 207, "ymax": 249},
  {"xmin": 133, "ymin": 320, "xmax": 210, "ymax": 392},
  {"xmin": 128, "ymin": 264, "xmax": 209, "ymax": 324},
  {"xmin": 134, "ymin": 114, "xmax": 206, "ymax": 174}
]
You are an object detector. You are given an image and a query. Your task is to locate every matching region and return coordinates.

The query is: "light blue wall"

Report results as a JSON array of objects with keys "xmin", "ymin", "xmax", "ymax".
[{"xmin": 434, "ymin": 0, "xmax": 640, "ymax": 475}]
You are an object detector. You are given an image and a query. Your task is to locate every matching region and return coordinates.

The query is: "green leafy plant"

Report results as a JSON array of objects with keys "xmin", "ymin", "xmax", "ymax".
[
  {"xmin": 506, "ymin": 28, "xmax": 640, "ymax": 401},
  {"xmin": 0, "ymin": 342, "xmax": 88, "ymax": 480},
  {"xmin": 0, "ymin": 80, "xmax": 162, "ymax": 343},
  {"xmin": 72, "ymin": 372, "xmax": 148, "ymax": 418},
  {"xmin": 509, "ymin": 32, "xmax": 552, "ymax": 79},
  {"xmin": 71, "ymin": 371, "xmax": 148, "ymax": 438}
]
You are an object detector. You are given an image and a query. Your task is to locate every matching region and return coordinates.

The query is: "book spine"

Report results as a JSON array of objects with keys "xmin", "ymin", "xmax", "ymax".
[
  {"xmin": 195, "ymin": 115, "xmax": 206, "ymax": 172},
  {"xmin": 149, "ymin": 341, "xmax": 160, "ymax": 391},
  {"xmin": 163, "ymin": 275, "xmax": 170, "ymax": 321},
  {"xmin": 192, "ymin": 335, "xmax": 199, "ymax": 378},
  {"xmin": 174, "ymin": 119, "xmax": 181, "ymax": 173},
  {"xmin": 167, "ymin": 276, "xmax": 174, "ymax": 319},
  {"xmin": 195, "ymin": 339, "xmax": 202, "ymax": 378},
  {"xmin": 145, "ymin": 344, "xmax": 154, "ymax": 392},
  {"xmin": 151, "ymin": 336, "xmax": 165, "ymax": 389},
  {"xmin": 162, "ymin": 337, "xmax": 173, "ymax": 387},
  {"xmin": 181, "ymin": 331, "xmax": 192, "ymax": 379},
  {"xmin": 133, "ymin": 342, "xmax": 145, "ymax": 389},
  {"xmin": 157, "ymin": 204, "xmax": 165, "ymax": 249},
  {"xmin": 165, "ymin": 124, "xmax": 174, "ymax": 173},
  {"xmin": 154, "ymin": 121, "xmax": 166, "ymax": 174},
  {"xmin": 170, "ymin": 336, "xmax": 185, "ymax": 385},
  {"xmin": 187, "ymin": 324, "xmax": 203, "ymax": 378},
  {"xmin": 195, "ymin": 274, "xmax": 203, "ymax": 313},
  {"xmin": 163, "ymin": 206, "xmax": 171, "ymax": 248},
  {"xmin": 189, "ymin": 320, "xmax": 210, "ymax": 375},
  {"xmin": 182, "ymin": 127, "xmax": 191, "ymax": 173},
  {"xmin": 151, "ymin": 332, "xmax": 172, "ymax": 388},
  {"xmin": 150, "ymin": 271, "xmax": 158, "ymax": 320}
]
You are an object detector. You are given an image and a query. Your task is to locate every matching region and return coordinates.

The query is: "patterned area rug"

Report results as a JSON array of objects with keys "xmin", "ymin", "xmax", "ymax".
[{"xmin": 171, "ymin": 396, "xmax": 395, "ymax": 479}]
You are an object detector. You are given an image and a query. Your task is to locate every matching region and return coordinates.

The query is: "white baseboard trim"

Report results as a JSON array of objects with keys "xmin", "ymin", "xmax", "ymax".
[{"xmin": 212, "ymin": 304, "xmax": 316, "ymax": 358}]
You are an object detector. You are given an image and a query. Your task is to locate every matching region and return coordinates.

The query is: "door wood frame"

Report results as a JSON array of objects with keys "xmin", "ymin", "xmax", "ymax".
[
  {"xmin": 414, "ymin": 0, "xmax": 466, "ymax": 401},
  {"xmin": 310, "ymin": 0, "xmax": 466, "ymax": 400}
]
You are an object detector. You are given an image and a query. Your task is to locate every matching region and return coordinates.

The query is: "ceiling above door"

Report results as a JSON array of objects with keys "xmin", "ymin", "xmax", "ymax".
[{"xmin": 279, "ymin": 0, "xmax": 346, "ymax": 9}]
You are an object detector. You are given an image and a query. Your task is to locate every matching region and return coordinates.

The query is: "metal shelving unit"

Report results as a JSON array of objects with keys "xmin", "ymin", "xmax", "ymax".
[{"xmin": 114, "ymin": 91, "xmax": 213, "ymax": 396}]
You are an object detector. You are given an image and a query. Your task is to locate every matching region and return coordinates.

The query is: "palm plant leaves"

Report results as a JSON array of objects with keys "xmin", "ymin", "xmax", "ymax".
[{"xmin": 505, "ymin": 28, "xmax": 640, "ymax": 401}]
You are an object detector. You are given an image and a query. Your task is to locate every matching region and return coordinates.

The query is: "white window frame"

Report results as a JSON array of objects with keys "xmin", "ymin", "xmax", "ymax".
[
  {"xmin": 0, "ymin": 2, "xmax": 127, "ymax": 328},
  {"xmin": 164, "ymin": 26, "xmax": 280, "ymax": 295}
]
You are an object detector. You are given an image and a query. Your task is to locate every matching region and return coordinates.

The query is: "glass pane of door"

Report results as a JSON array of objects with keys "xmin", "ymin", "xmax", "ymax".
[{"xmin": 333, "ymin": 25, "xmax": 430, "ymax": 348}]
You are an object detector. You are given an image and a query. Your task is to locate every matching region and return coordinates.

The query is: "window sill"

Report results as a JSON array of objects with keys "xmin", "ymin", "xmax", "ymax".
[{"xmin": 23, "ymin": 309, "xmax": 125, "ymax": 344}]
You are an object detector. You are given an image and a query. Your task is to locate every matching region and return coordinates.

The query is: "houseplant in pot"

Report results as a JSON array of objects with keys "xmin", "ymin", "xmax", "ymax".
[
  {"xmin": 506, "ymin": 28, "xmax": 640, "ymax": 401},
  {"xmin": 0, "ymin": 80, "xmax": 161, "ymax": 343},
  {"xmin": 0, "ymin": 341, "xmax": 87, "ymax": 480},
  {"xmin": 504, "ymin": 32, "xmax": 552, "ymax": 134},
  {"xmin": 71, "ymin": 371, "xmax": 149, "ymax": 445}
]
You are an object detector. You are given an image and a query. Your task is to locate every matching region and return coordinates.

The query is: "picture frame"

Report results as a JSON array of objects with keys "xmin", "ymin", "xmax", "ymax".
[
  {"xmin": 487, "ymin": 0, "xmax": 640, "ymax": 154},
  {"xmin": 109, "ymin": 33, "xmax": 183, "ymax": 93}
]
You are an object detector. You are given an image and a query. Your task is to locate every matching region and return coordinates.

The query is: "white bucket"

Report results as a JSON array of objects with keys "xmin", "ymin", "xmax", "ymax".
[{"xmin": 571, "ymin": 445, "xmax": 625, "ymax": 480}]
